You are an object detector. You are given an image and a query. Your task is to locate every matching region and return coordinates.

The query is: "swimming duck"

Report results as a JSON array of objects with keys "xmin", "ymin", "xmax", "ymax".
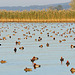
[
  {"xmin": 0, "ymin": 60, "xmax": 7, "ymax": 64},
  {"xmin": 14, "ymin": 47, "xmax": 17, "ymax": 53},
  {"xmin": 9, "ymin": 36, "xmax": 11, "ymax": 38},
  {"xmin": 33, "ymin": 63, "xmax": 41, "ymax": 69},
  {"xmin": 18, "ymin": 41, "xmax": 20, "ymax": 45},
  {"xmin": 59, "ymin": 40, "xmax": 62, "ymax": 43},
  {"xmin": 47, "ymin": 34, "xmax": 49, "ymax": 37},
  {"xmin": 53, "ymin": 37, "xmax": 55, "ymax": 40},
  {"xmin": 62, "ymin": 39, "xmax": 66, "ymax": 41},
  {"xmin": 3, "ymin": 37, "xmax": 6, "ymax": 40},
  {"xmin": 66, "ymin": 60, "xmax": 70, "ymax": 66},
  {"xmin": 24, "ymin": 67, "xmax": 32, "ymax": 72},
  {"xmin": 31, "ymin": 56, "xmax": 39, "ymax": 63},
  {"xmin": 46, "ymin": 43, "xmax": 49, "ymax": 47},
  {"xmin": 70, "ymin": 68, "xmax": 75, "ymax": 74},
  {"xmin": 39, "ymin": 45, "xmax": 43, "ymax": 48},
  {"xmin": 18, "ymin": 38, "xmax": 21, "ymax": 40},
  {"xmin": 40, "ymin": 32, "xmax": 43, "ymax": 34},
  {"xmin": 35, "ymin": 39, "xmax": 37, "ymax": 41},
  {"xmin": 71, "ymin": 45, "xmax": 75, "ymax": 48},
  {"xmin": 19, "ymin": 46, "xmax": 24, "ymax": 50},
  {"xmin": 60, "ymin": 57, "xmax": 64, "ymax": 64},
  {"xmin": 15, "ymin": 41, "xmax": 18, "ymax": 45},
  {"xmin": 0, "ymin": 38, "xmax": 2, "ymax": 40}
]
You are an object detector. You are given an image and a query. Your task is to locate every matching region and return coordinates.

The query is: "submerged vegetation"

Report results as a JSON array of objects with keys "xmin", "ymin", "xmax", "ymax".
[{"xmin": 0, "ymin": 9, "xmax": 75, "ymax": 22}]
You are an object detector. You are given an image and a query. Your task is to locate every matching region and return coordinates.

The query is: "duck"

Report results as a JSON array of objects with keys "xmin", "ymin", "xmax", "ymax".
[
  {"xmin": 59, "ymin": 40, "xmax": 62, "ymax": 43},
  {"xmin": 70, "ymin": 68, "xmax": 75, "ymax": 74},
  {"xmin": 15, "ymin": 41, "xmax": 18, "ymax": 45},
  {"xmin": 40, "ymin": 32, "xmax": 43, "ymax": 34},
  {"xmin": 0, "ymin": 38, "xmax": 2, "ymax": 40},
  {"xmin": 24, "ymin": 67, "xmax": 32, "ymax": 72},
  {"xmin": 0, "ymin": 60, "xmax": 7, "ymax": 64},
  {"xmin": 39, "ymin": 45, "xmax": 43, "ymax": 48},
  {"xmin": 47, "ymin": 34, "xmax": 49, "ymax": 37},
  {"xmin": 33, "ymin": 63, "xmax": 41, "ymax": 69},
  {"xmin": 35, "ymin": 39, "xmax": 37, "ymax": 41},
  {"xmin": 60, "ymin": 57, "xmax": 64, "ymax": 61},
  {"xmin": 31, "ymin": 56, "xmax": 39, "ymax": 63},
  {"xmin": 19, "ymin": 46, "xmax": 24, "ymax": 50},
  {"xmin": 23, "ymin": 34, "xmax": 25, "ymax": 36},
  {"xmin": 46, "ymin": 43, "xmax": 49, "ymax": 47},
  {"xmin": 53, "ymin": 37, "xmax": 55, "ymax": 40},
  {"xmin": 14, "ymin": 47, "xmax": 17, "ymax": 53},
  {"xmin": 3, "ymin": 37, "xmax": 6, "ymax": 40},
  {"xmin": 18, "ymin": 38, "xmax": 21, "ymax": 40},
  {"xmin": 60, "ymin": 57, "xmax": 64, "ymax": 64},
  {"xmin": 71, "ymin": 45, "xmax": 75, "ymax": 48},
  {"xmin": 66, "ymin": 60, "xmax": 70, "ymax": 66},
  {"xmin": 18, "ymin": 41, "xmax": 20, "ymax": 45},
  {"xmin": 9, "ymin": 36, "xmax": 11, "ymax": 38},
  {"xmin": 62, "ymin": 39, "xmax": 66, "ymax": 41}
]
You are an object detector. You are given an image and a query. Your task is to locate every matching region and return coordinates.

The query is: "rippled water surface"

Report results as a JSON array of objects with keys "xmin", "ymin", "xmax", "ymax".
[{"xmin": 0, "ymin": 23, "xmax": 75, "ymax": 75}]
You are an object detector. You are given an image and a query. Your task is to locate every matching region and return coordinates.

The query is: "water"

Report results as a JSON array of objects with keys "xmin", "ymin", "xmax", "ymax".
[{"xmin": 0, "ymin": 23, "xmax": 75, "ymax": 75}]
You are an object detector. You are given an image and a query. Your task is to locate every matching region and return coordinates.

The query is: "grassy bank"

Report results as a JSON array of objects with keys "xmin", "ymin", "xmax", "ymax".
[
  {"xmin": 0, "ymin": 9, "xmax": 75, "ymax": 22},
  {"xmin": 0, "ymin": 19, "xmax": 75, "ymax": 22}
]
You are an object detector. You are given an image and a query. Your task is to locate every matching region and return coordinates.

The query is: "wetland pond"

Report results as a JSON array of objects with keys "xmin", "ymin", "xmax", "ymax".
[{"xmin": 0, "ymin": 23, "xmax": 75, "ymax": 75}]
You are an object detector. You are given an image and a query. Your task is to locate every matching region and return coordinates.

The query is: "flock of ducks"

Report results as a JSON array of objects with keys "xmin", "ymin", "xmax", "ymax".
[
  {"xmin": 24, "ymin": 56, "xmax": 41, "ymax": 72},
  {"xmin": 60, "ymin": 56, "xmax": 75, "ymax": 74},
  {"xmin": 60, "ymin": 57, "xmax": 70, "ymax": 66},
  {"xmin": 0, "ymin": 23, "xmax": 75, "ymax": 74}
]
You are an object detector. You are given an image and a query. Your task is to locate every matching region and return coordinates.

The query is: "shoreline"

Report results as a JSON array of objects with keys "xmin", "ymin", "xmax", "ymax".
[{"xmin": 0, "ymin": 19, "xmax": 75, "ymax": 22}]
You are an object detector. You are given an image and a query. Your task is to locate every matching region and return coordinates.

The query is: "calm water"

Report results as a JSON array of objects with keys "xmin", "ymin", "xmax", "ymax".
[{"xmin": 0, "ymin": 23, "xmax": 75, "ymax": 75}]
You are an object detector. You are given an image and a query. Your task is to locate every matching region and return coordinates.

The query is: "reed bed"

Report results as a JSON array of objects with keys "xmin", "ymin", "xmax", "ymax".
[{"xmin": 0, "ymin": 9, "xmax": 75, "ymax": 22}]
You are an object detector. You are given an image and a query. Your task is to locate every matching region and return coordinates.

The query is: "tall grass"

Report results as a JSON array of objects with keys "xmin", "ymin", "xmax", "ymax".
[{"xmin": 0, "ymin": 9, "xmax": 75, "ymax": 22}]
